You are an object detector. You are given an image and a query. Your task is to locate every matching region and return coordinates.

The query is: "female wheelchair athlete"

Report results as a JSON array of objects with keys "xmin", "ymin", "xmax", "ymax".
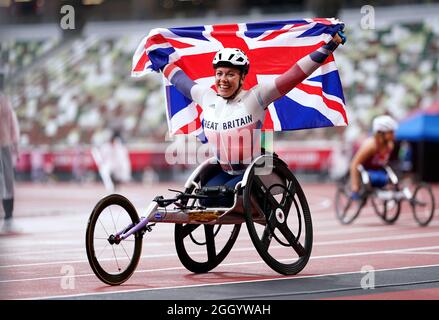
[
  {"xmin": 335, "ymin": 164, "xmax": 435, "ymax": 226},
  {"xmin": 85, "ymin": 153, "xmax": 313, "ymax": 285}
]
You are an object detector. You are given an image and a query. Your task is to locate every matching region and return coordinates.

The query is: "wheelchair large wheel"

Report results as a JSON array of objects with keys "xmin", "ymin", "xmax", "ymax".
[
  {"xmin": 334, "ymin": 182, "xmax": 365, "ymax": 225},
  {"xmin": 411, "ymin": 183, "xmax": 435, "ymax": 226},
  {"xmin": 86, "ymin": 194, "xmax": 143, "ymax": 285},
  {"xmin": 175, "ymin": 184, "xmax": 241, "ymax": 273},
  {"xmin": 243, "ymin": 156, "xmax": 312, "ymax": 275},
  {"xmin": 370, "ymin": 184, "xmax": 401, "ymax": 224}
]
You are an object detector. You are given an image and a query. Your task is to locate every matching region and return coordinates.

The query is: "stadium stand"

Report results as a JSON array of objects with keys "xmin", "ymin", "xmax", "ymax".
[
  {"xmin": 2, "ymin": 19, "xmax": 438, "ymax": 147},
  {"xmin": 1, "ymin": 4, "xmax": 439, "ymax": 180}
]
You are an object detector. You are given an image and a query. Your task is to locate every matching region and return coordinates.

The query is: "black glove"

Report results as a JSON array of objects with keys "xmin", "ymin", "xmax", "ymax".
[{"xmin": 337, "ymin": 30, "xmax": 347, "ymax": 45}]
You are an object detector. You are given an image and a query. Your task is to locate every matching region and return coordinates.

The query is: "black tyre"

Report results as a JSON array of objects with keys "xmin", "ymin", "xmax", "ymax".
[
  {"xmin": 86, "ymin": 194, "xmax": 143, "ymax": 285},
  {"xmin": 412, "ymin": 183, "xmax": 435, "ymax": 226},
  {"xmin": 335, "ymin": 181, "xmax": 364, "ymax": 225},
  {"xmin": 371, "ymin": 184, "xmax": 401, "ymax": 224},
  {"xmin": 175, "ymin": 183, "xmax": 241, "ymax": 273},
  {"xmin": 243, "ymin": 156, "xmax": 312, "ymax": 275}
]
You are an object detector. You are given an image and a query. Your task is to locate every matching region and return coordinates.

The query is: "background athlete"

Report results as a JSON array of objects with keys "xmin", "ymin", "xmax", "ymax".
[{"xmin": 349, "ymin": 115, "xmax": 399, "ymax": 201}]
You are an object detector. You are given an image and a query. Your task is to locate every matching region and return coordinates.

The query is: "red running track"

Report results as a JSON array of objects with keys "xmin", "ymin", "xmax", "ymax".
[{"xmin": 1, "ymin": 181, "xmax": 439, "ymax": 300}]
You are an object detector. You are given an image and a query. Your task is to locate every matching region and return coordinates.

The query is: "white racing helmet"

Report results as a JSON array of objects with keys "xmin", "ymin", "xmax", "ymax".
[
  {"xmin": 372, "ymin": 115, "xmax": 398, "ymax": 133},
  {"xmin": 212, "ymin": 48, "xmax": 249, "ymax": 74}
]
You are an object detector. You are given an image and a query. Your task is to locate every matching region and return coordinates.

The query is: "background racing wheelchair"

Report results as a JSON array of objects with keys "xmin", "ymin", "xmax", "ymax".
[{"xmin": 335, "ymin": 164, "xmax": 435, "ymax": 226}]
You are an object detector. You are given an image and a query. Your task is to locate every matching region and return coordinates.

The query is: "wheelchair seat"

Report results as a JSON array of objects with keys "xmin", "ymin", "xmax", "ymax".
[
  {"xmin": 182, "ymin": 154, "xmax": 289, "ymax": 215},
  {"xmin": 357, "ymin": 164, "xmax": 399, "ymax": 190}
]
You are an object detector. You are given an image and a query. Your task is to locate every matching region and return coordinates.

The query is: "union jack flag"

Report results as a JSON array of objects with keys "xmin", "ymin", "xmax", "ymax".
[{"xmin": 132, "ymin": 18, "xmax": 347, "ymax": 142}]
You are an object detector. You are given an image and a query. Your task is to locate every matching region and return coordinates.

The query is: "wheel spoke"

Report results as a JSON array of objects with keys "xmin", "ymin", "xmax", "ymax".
[
  {"xmin": 174, "ymin": 184, "xmax": 243, "ymax": 274},
  {"xmin": 261, "ymin": 225, "xmax": 272, "ymax": 251},
  {"xmin": 267, "ymin": 209, "xmax": 278, "ymax": 225},
  {"xmin": 382, "ymin": 201, "xmax": 388, "ymax": 219},
  {"xmin": 115, "ymin": 210, "xmax": 122, "ymax": 230},
  {"xmin": 253, "ymin": 175, "xmax": 280, "ymax": 209},
  {"xmin": 110, "ymin": 243, "xmax": 121, "ymax": 272},
  {"xmin": 94, "ymin": 237, "xmax": 134, "ymax": 242},
  {"xmin": 109, "ymin": 206, "xmax": 118, "ymax": 234},
  {"xmin": 250, "ymin": 196, "xmax": 266, "ymax": 219},
  {"xmin": 180, "ymin": 224, "xmax": 200, "ymax": 238},
  {"xmin": 340, "ymin": 198, "xmax": 353, "ymax": 220},
  {"xmin": 204, "ymin": 225, "xmax": 216, "ymax": 262},
  {"xmin": 98, "ymin": 217, "xmax": 110, "ymax": 237},
  {"xmin": 96, "ymin": 242, "xmax": 109, "ymax": 259},
  {"xmin": 413, "ymin": 199, "xmax": 428, "ymax": 207},
  {"xmin": 278, "ymin": 223, "xmax": 306, "ymax": 257},
  {"xmin": 259, "ymin": 208, "xmax": 277, "ymax": 250},
  {"xmin": 119, "ymin": 242, "xmax": 132, "ymax": 261},
  {"xmin": 281, "ymin": 180, "xmax": 295, "ymax": 214}
]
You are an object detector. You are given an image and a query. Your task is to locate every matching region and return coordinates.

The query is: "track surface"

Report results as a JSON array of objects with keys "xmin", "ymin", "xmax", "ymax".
[{"xmin": 1, "ymin": 181, "xmax": 439, "ymax": 300}]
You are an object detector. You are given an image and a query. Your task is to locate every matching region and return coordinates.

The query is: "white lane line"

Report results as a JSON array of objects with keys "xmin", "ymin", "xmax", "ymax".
[
  {"xmin": 392, "ymin": 251, "xmax": 439, "ymax": 255},
  {"xmin": 2, "ymin": 215, "xmax": 437, "ymax": 258},
  {"xmin": 2, "ymin": 231, "xmax": 439, "ymax": 268},
  {"xmin": 317, "ymin": 231, "xmax": 439, "ymax": 245},
  {"xmin": 2, "ymin": 230, "xmax": 439, "ymax": 269},
  {"xmin": 0, "ymin": 242, "xmax": 172, "ymax": 258},
  {"xmin": 2, "ymin": 245, "xmax": 439, "ymax": 284},
  {"xmin": 22, "ymin": 262, "xmax": 439, "ymax": 300}
]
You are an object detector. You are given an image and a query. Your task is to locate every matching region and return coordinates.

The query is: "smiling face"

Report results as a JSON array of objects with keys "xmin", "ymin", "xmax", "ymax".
[{"xmin": 214, "ymin": 66, "xmax": 245, "ymax": 98}]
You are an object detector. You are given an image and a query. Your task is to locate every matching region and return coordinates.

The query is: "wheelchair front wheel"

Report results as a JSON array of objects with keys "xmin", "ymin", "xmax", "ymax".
[
  {"xmin": 243, "ymin": 156, "xmax": 312, "ymax": 275},
  {"xmin": 334, "ymin": 184, "xmax": 364, "ymax": 224},
  {"xmin": 86, "ymin": 194, "xmax": 143, "ymax": 285},
  {"xmin": 411, "ymin": 183, "xmax": 435, "ymax": 226}
]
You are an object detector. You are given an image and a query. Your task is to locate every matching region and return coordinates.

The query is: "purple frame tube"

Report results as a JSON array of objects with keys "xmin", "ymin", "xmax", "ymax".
[
  {"xmin": 116, "ymin": 202, "xmax": 158, "ymax": 240},
  {"xmin": 118, "ymin": 216, "xmax": 149, "ymax": 240}
]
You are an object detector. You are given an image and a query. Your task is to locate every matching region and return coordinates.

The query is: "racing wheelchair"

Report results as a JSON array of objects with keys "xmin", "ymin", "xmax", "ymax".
[
  {"xmin": 85, "ymin": 153, "xmax": 313, "ymax": 285},
  {"xmin": 335, "ymin": 164, "xmax": 435, "ymax": 226}
]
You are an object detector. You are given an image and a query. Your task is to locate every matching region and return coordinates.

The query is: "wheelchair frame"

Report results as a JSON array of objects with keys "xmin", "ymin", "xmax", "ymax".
[{"xmin": 86, "ymin": 154, "xmax": 313, "ymax": 285}]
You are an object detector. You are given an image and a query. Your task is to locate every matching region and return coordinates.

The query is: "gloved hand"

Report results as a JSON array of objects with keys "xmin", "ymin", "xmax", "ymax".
[
  {"xmin": 147, "ymin": 50, "xmax": 171, "ymax": 73},
  {"xmin": 333, "ymin": 30, "xmax": 347, "ymax": 45},
  {"xmin": 337, "ymin": 30, "xmax": 347, "ymax": 45},
  {"xmin": 350, "ymin": 191, "xmax": 361, "ymax": 201}
]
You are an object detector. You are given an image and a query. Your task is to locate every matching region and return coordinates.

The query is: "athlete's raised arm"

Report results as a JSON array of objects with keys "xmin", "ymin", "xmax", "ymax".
[
  {"xmin": 260, "ymin": 31, "xmax": 346, "ymax": 105},
  {"xmin": 162, "ymin": 63, "xmax": 213, "ymax": 106}
]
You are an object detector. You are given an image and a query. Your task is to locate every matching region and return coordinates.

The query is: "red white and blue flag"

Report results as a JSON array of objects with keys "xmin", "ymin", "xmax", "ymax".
[{"xmin": 132, "ymin": 18, "xmax": 347, "ymax": 142}]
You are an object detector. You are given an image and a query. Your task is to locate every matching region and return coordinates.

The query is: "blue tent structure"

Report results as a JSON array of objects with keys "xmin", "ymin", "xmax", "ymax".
[
  {"xmin": 396, "ymin": 102, "xmax": 439, "ymax": 142},
  {"xmin": 395, "ymin": 102, "xmax": 439, "ymax": 182}
]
